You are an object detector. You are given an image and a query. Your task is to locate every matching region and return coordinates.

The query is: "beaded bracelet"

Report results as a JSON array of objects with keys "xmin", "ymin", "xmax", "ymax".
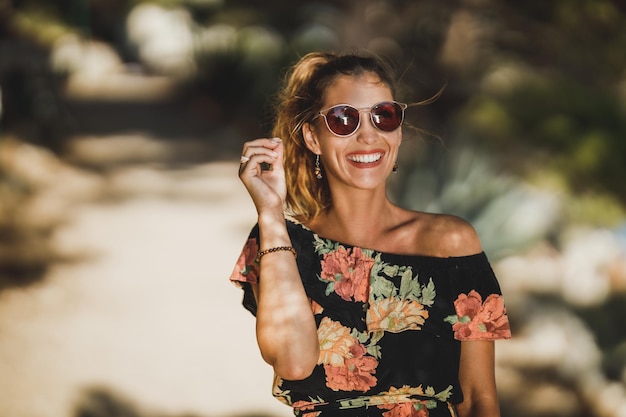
[{"xmin": 256, "ymin": 246, "xmax": 297, "ymax": 262}]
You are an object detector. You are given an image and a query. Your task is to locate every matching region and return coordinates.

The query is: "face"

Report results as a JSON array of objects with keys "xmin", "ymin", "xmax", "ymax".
[{"xmin": 303, "ymin": 73, "xmax": 402, "ymax": 191}]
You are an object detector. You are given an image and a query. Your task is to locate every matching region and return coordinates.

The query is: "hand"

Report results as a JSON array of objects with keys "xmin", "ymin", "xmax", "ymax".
[{"xmin": 238, "ymin": 138, "xmax": 286, "ymax": 215}]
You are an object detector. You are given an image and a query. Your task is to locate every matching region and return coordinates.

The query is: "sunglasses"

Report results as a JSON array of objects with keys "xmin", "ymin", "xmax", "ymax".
[{"xmin": 317, "ymin": 101, "xmax": 408, "ymax": 137}]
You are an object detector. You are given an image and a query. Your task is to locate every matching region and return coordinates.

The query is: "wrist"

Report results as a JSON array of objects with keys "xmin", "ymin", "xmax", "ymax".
[
  {"xmin": 256, "ymin": 246, "xmax": 297, "ymax": 262},
  {"xmin": 258, "ymin": 210, "xmax": 285, "ymax": 228},
  {"xmin": 257, "ymin": 211, "xmax": 290, "ymax": 248}
]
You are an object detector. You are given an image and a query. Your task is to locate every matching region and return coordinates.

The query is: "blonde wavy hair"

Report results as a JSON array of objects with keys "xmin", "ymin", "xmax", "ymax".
[{"xmin": 272, "ymin": 51, "xmax": 399, "ymax": 223}]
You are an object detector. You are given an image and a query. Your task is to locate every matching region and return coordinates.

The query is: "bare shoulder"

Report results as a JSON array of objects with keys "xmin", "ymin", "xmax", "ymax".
[{"xmin": 416, "ymin": 212, "xmax": 483, "ymax": 257}]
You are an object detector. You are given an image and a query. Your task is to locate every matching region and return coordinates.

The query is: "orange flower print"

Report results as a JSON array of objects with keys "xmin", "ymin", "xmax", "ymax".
[
  {"xmin": 230, "ymin": 238, "xmax": 259, "ymax": 283},
  {"xmin": 454, "ymin": 290, "xmax": 482, "ymax": 318},
  {"xmin": 318, "ymin": 317, "xmax": 356, "ymax": 367},
  {"xmin": 367, "ymin": 298, "xmax": 429, "ymax": 333},
  {"xmin": 369, "ymin": 385, "xmax": 422, "ymax": 405},
  {"xmin": 446, "ymin": 290, "xmax": 511, "ymax": 340},
  {"xmin": 324, "ymin": 342, "xmax": 378, "ymax": 392},
  {"xmin": 293, "ymin": 400, "xmax": 325, "ymax": 417},
  {"xmin": 320, "ymin": 246, "xmax": 374, "ymax": 302},
  {"xmin": 311, "ymin": 299, "xmax": 324, "ymax": 315},
  {"xmin": 317, "ymin": 317, "xmax": 378, "ymax": 392},
  {"xmin": 378, "ymin": 401, "xmax": 429, "ymax": 417},
  {"xmin": 292, "ymin": 400, "xmax": 318, "ymax": 410},
  {"xmin": 372, "ymin": 384, "xmax": 452, "ymax": 414}
]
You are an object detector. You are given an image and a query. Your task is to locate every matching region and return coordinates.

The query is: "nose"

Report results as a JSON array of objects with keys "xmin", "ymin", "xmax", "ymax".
[{"xmin": 356, "ymin": 111, "xmax": 377, "ymax": 143}]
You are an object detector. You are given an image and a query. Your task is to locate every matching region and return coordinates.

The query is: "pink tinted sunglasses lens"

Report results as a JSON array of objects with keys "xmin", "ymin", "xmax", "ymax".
[{"xmin": 324, "ymin": 102, "xmax": 405, "ymax": 136}]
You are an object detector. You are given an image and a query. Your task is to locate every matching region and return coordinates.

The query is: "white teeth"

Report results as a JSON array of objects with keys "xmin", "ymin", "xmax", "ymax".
[{"xmin": 348, "ymin": 153, "xmax": 382, "ymax": 163}]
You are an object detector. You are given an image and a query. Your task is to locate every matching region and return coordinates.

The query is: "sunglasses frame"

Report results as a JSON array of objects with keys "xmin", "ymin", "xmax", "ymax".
[{"xmin": 317, "ymin": 101, "xmax": 408, "ymax": 137}]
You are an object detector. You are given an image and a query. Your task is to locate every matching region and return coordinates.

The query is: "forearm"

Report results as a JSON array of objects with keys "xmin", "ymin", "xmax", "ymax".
[
  {"xmin": 457, "ymin": 341, "xmax": 501, "ymax": 417},
  {"xmin": 254, "ymin": 212, "xmax": 319, "ymax": 380},
  {"xmin": 456, "ymin": 395, "xmax": 501, "ymax": 417}
]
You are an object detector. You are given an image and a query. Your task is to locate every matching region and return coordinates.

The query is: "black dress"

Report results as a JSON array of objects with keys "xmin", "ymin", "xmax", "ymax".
[{"xmin": 230, "ymin": 220, "xmax": 511, "ymax": 417}]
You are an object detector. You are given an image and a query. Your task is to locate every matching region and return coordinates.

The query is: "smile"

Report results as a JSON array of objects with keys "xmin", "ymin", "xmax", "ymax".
[{"xmin": 347, "ymin": 153, "xmax": 383, "ymax": 163}]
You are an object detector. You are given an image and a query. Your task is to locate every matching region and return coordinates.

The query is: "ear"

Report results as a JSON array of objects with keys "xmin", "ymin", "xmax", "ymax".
[{"xmin": 302, "ymin": 122, "xmax": 322, "ymax": 155}]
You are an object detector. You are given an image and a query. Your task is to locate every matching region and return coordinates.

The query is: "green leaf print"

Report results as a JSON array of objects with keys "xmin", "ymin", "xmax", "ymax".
[
  {"xmin": 369, "ymin": 330, "xmax": 384, "ymax": 345},
  {"xmin": 351, "ymin": 328, "xmax": 370, "ymax": 344},
  {"xmin": 444, "ymin": 314, "xmax": 471, "ymax": 325},
  {"xmin": 425, "ymin": 400, "xmax": 438, "ymax": 409},
  {"xmin": 338, "ymin": 397, "xmax": 369, "ymax": 409},
  {"xmin": 273, "ymin": 388, "xmax": 291, "ymax": 404},
  {"xmin": 308, "ymin": 395, "xmax": 326, "ymax": 403},
  {"xmin": 350, "ymin": 328, "xmax": 383, "ymax": 358},
  {"xmin": 399, "ymin": 268, "xmax": 422, "ymax": 300},
  {"xmin": 324, "ymin": 281, "xmax": 335, "ymax": 296},
  {"xmin": 382, "ymin": 264, "xmax": 400, "ymax": 277},
  {"xmin": 435, "ymin": 385, "xmax": 454, "ymax": 402},
  {"xmin": 370, "ymin": 274, "xmax": 397, "ymax": 299},
  {"xmin": 370, "ymin": 253, "xmax": 385, "ymax": 277},
  {"xmin": 367, "ymin": 344, "xmax": 382, "ymax": 358},
  {"xmin": 313, "ymin": 235, "xmax": 336, "ymax": 255},
  {"xmin": 374, "ymin": 259, "xmax": 437, "ymax": 308},
  {"xmin": 420, "ymin": 278, "xmax": 436, "ymax": 307}
]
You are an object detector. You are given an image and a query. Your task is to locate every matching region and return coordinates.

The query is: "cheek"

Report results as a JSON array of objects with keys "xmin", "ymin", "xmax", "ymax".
[{"xmin": 388, "ymin": 133, "xmax": 402, "ymax": 149}]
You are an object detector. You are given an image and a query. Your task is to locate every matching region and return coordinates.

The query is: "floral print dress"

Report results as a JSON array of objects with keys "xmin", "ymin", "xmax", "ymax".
[{"xmin": 230, "ymin": 220, "xmax": 511, "ymax": 417}]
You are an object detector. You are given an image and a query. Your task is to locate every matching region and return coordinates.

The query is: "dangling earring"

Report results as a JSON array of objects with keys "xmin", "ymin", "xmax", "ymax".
[
  {"xmin": 392, "ymin": 162, "xmax": 398, "ymax": 173},
  {"xmin": 314, "ymin": 154, "xmax": 323, "ymax": 179}
]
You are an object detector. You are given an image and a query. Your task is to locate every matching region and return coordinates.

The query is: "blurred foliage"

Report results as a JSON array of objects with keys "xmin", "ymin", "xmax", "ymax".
[
  {"xmin": 0, "ymin": 0, "xmax": 623, "ymax": 270},
  {"xmin": 575, "ymin": 293, "xmax": 626, "ymax": 380},
  {"xmin": 0, "ymin": 150, "xmax": 52, "ymax": 290},
  {"xmin": 453, "ymin": 0, "xmax": 626, "ymax": 206},
  {"xmin": 462, "ymin": 70, "xmax": 626, "ymax": 207},
  {"xmin": 391, "ymin": 144, "xmax": 563, "ymax": 259},
  {"xmin": 2, "ymin": 0, "xmax": 623, "ymax": 213},
  {"xmin": 0, "ymin": 0, "xmax": 624, "ymax": 283}
]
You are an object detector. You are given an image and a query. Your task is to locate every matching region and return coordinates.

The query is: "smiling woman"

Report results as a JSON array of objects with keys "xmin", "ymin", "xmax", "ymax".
[{"xmin": 229, "ymin": 51, "xmax": 511, "ymax": 417}]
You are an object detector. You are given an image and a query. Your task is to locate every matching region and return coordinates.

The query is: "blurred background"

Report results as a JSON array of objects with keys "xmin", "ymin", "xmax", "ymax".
[{"xmin": 1, "ymin": 0, "xmax": 626, "ymax": 416}]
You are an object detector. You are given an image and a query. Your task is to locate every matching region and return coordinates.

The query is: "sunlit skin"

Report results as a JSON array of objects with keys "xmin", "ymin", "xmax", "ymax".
[
  {"xmin": 304, "ymin": 74, "xmax": 401, "ymax": 194},
  {"xmin": 239, "ymin": 136, "xmax": 320, "ymax": 381},
  {"xmin": 238, "ymin": 73, "xmax": 501, "ymax": 417}
]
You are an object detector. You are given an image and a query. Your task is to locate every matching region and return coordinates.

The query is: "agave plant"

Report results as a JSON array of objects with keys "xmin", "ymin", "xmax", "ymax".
[{"xmin": 391, "ymin": 144, "xmax": 562, "ymax": 260}]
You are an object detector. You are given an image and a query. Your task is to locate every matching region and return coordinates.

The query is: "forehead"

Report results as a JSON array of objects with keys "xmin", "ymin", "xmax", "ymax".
[{"xmin": 322, "ymin": 73, "xmax": 393, "ymax": 107}]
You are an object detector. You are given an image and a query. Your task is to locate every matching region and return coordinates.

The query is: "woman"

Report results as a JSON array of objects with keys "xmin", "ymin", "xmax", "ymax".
[{"xmin": 230, "ymin": 51, "xmax": 511, "ymax": 417}]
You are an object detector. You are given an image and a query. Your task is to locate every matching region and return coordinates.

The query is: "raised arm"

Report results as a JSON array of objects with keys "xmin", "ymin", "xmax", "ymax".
[{"xmin": 239, "ymin": 138, "xmax": 319, "ymax": 380}]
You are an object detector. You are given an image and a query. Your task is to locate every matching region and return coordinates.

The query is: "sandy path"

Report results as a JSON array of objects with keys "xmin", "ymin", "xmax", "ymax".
[{"xmin": 0, "ymin": 162, "xmax": 292, "ymax": 417}]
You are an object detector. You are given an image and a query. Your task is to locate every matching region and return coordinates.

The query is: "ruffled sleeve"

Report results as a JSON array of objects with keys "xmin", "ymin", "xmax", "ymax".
[
  {"xmin": 444, "ymin": 253, "xmax": 512, "ymax": 341},
  {"xmin": 229, "ymin": 224, "xmax": 261, "ymax": 315}
]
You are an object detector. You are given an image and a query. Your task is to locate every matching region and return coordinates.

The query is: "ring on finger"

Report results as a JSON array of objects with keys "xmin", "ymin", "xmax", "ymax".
[{"xmin": 240, "ymin": 155, "xmax": 251, "ymax": 163}]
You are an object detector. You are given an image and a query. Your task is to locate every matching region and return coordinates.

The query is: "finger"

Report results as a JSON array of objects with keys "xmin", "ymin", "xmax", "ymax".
[
  {"xmin": 239, "ymin": 146, "xmax": 280, "ymax": 167},
  {"xmin": 240, "ymin": 139, "xmax": 282, "ymax": 168},
  {"xmin": 268, "ymin": 139, "xmax": 284, "ymax": 172},
  {"xmin": 241, "ymin": 138, "xmax": 282, "ymax": 159},
  {"xmin": 239, "ymin": 151, "xmax": 280, "ymax": 177}
]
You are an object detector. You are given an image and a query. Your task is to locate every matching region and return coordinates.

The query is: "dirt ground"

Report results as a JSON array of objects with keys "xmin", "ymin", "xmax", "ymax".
[{"xmin": 0, "ymin": 159, "xmax": 293, "ymax": 417}]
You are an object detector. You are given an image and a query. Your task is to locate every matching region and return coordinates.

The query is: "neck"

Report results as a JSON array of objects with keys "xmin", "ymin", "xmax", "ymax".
[{"xmin": 310, "ymin": 185, "xmax": 400, "ymax": 247}]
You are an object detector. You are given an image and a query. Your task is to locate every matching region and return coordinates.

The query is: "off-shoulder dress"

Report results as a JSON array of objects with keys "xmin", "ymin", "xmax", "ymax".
[{"xmin": 230, "ymin": 220, "xmax": 511, "ymax": 417}]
